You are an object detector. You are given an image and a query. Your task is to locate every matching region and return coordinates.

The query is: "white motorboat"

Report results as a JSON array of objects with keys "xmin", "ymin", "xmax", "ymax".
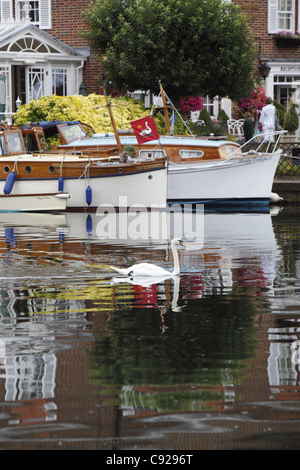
[
  {"xmin": 0, "ymin": 192, "xmax": 69, "ymax": 212},
  {"xmin": 56, "ymin": 125, "xmax": 283, "ymax": 208}
]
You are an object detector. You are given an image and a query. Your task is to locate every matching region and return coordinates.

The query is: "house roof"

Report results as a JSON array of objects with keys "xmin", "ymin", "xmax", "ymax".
[{"xmin": 0, "ymin": 20, "xmax": 87, "ymax": 61}]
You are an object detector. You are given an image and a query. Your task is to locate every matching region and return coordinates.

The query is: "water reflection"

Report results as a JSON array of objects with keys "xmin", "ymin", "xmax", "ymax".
[{"xmin": 0, "ymin": 207, "xmax": 299, "ymax": 448}]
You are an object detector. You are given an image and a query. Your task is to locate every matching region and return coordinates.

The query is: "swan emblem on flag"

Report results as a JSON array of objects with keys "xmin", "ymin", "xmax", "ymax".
[
  {"xmin": 130, "ymin": 116, "xmax": 160, "ymax": 144},
  {"xmin": 139, "ymin": 121, "xmax": 152, "ymax": 137}
]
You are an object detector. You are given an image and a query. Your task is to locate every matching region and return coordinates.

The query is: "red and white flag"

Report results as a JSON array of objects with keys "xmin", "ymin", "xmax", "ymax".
[{"xmin": 130, "ymin": 116, "xmax": 160, "ymax": 144}]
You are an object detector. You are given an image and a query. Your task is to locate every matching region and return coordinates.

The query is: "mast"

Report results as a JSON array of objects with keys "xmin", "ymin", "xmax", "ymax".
[
  {"xmin": 160, "ymin": 83, "xmax": 171, "ymax": 135},
  {"xmin": 101, "ymin": 86, "xmax": 123, "ymax": 154}
]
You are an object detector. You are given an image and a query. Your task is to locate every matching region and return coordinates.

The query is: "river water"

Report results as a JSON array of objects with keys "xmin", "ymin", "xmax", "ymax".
[{"xmin": 0, "ymin": 205, "xmax": 299, "ymax": 451}]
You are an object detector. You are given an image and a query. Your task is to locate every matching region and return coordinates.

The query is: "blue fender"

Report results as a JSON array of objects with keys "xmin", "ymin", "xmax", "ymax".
[
  {"xmin": 86, "ymin": 185, "xmax": 92, "ymax": 206},
  {"xmin": 58, "ymin": 176, "xmax": 64, "ymax": 192},
  {"xmin": 3, "ymin": 171, "xmax": 16, "ymax": 195}
]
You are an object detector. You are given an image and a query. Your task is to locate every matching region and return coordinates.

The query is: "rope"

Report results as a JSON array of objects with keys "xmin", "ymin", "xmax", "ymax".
[
  {"xmin": 59, "ymin": 154, "xmax": 65, "ymax": 177},
  {"xmin": 13, "ymin": 158, "xmax": 19, "ymax": 174},
  {"xmin": 67, "ymin": 161, "xmax": 91, "ymax": 188}
]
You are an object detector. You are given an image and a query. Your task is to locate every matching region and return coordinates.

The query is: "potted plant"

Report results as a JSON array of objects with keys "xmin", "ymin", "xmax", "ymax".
[
  {"xmin": 120, "ymin": 144, "xmax": 138, "ymax": 162},
  {"xmin": 180, "ymin": 96, "xmax": 204, "ymax": 120},
  {"xmin": 275, "ymin": 31, "xmax": 300, "ymax": 46}
]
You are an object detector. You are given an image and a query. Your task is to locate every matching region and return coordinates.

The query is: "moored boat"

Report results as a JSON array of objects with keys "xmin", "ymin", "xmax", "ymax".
[
  {"xmin": 52, "ymin": 121, "xmax": 283, "ymax": 207},
  {"xmin": 0, "ymin": 127, "xmax": 168, "ymax": 211},
  {"xmin": 17, "ymin": 84, "xmax": 283, "ymax": 208},
  {"xmin": 0, "ymin": 192, "xmax": 69, "ymax": 212}
]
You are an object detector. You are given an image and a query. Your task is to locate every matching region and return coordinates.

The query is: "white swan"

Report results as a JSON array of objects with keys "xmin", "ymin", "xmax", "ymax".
[{"xmin": 110, "ymin": 238, "xmax": 184, "ymax": 277}]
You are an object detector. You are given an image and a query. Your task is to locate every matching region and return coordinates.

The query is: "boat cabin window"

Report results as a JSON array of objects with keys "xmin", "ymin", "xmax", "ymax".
[
  {"xmin": 37, "ymin": 132, "xmax": 47, "ymax": 152},
  {"xmin": 2, "ymin": 130, "xmax": 25, "ymax": 155},
  {"xmin": 139, "ymin": 149, "xmax": 166, "ymax": 160},
  {"xmin": 179, "ymin": 150, "xmax": 204, "ymax": 159},
  {"xmin": 57, "ymin": 123, "xmax": 88, "ymax": 144},
  {"xmin": 23, "ymin": 130, "xmax": 47, "ymax": 152},
  {"xmin": 219, "ymin": 144, "xmax": 241, "ymax": 158}
]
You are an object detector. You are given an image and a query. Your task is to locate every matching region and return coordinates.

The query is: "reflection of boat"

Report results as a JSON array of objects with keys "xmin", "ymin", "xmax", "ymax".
[
  {"xmin": 0, "ymin": 191, "xmax": 69, "ymax": 212},
  {"xmin": 197, "ymin": 211, "xmax": 280, "ymax": 294},
  {"xmin": 0, "ymin": 211, "xmax": 67, "ymax": 227},
  {"xmin": 0, "ymin": 126, "xmax": 167, "ymax": 211},
  {"xmin": 0, "ymin": 209, "xmax": 280, "ymax": 321}
]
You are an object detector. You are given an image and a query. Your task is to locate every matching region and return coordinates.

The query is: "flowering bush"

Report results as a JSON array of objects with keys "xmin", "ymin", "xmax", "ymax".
[
  {"xmin": 180, "ymin": 96, "xmax": 204, "ymax": 115},
  {"xmin": 14, "ymin": 94, "xmax": 149, "ymax": 134},
  {"xmin": 239, "ymin": 86, "xmax": 267, "ymax": 114}
]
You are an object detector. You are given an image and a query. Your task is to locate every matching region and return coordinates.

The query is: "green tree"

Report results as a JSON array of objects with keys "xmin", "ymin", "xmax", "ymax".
[{"xmin": 82, "ymin": 0, "xmax": 256, "ymax": 101}]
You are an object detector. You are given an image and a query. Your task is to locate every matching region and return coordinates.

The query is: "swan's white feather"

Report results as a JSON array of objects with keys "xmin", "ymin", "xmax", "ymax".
[
  {"xmin": 111, "ymin": 262, "xmax": 171, "ymax": 277},
  {"xmin": 110, "ymin": 238, "xmax": 184, "ymax": 278}
]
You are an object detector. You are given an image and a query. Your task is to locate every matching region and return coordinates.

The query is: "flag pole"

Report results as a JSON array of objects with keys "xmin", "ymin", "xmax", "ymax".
[{"xmin": 101, "ymin": 86, "xmax": 123, "ymax": 154}]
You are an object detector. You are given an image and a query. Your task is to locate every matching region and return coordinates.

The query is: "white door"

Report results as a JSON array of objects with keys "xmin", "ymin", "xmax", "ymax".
[{"xmin": 28, "ymin": 67, "xmax": 45, "ymax": 101}]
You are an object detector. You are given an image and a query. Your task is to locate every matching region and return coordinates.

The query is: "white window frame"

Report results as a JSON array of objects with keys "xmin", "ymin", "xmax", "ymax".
[
  {"xmin": 15, "ymin": 0, "xmax": 52, "ymax": 29},
  {"xmin": 52, "ymin": 68, "xmax": 67, "ymax": 96},
  {"xmin": 18, "ymin": 1, "xmax": 40, "ymax": 26},
  {"xmin": 202, "ymin": 96, "xmax": 219, "ymax": 118},
  {"xmin": 0, "ymin": 65, "xmax": 10, "ymax": 114},
  {"xmin": 268, "ymin": 0, "xmax": 295, "ymax": 34}
]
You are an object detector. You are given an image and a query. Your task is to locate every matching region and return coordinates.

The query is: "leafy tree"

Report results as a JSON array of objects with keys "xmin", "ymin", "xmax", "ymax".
[{"xmin": 82, "ymin": 0, "xmax": 256, "ymax": 101}]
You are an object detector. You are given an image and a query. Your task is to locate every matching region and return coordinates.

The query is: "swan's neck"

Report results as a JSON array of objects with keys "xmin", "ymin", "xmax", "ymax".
[{"xmin": 171, "ymin": 243, "xmax": 180, "ymax": 275}]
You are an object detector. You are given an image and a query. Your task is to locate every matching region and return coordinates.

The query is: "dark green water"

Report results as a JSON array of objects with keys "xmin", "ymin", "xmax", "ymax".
[{"xmin": 0, "ymin": 207, "xmax": 299, "ymax": 450}]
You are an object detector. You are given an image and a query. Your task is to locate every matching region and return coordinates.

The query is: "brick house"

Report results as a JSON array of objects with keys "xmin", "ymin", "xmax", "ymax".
[
  {"xmin": 0, "ymin": 0, "xmax": 100, "ymax": 115},
  {"xmin": 236, "ymin": 0, "xmax": 300, "ymax": 112},
  {"xmin": 1, "ymin": 0, "xmax": 300, "ymax": 122}
]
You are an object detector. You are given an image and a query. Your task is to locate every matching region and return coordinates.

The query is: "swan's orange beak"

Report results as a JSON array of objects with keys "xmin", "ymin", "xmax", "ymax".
[{"xmin": 179, "ymin": 240, "xmax": 185, "ymax": 246}]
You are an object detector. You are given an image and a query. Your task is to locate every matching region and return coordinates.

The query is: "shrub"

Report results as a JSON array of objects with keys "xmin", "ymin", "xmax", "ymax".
[
  {"xmin": 218, "ymin": 109, "xmax": 229, "ymax": 123},
  {"xmin": 199, "ymin": 108, "xmax": 213, "ymax": 133},
  {"xmin": 14, "ymin": 94, "xmax": 149, "ymax": 134},
  {"xmin": 274, "ymin": 100, "xmax": 299, "ymax": 133}
]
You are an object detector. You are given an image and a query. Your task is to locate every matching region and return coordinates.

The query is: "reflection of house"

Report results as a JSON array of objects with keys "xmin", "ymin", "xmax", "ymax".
[{"xmin": 0, "ymin": 0, "xmax": 99, "ymax": 115}]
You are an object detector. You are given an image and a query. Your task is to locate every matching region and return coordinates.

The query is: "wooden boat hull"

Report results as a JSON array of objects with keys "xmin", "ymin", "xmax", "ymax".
[
  {"xmin": 0, "ymin": 192, "xmax": 69, "ymax": 212},
  {"xmin": 0, "ymin": 155, "xmax": 167, "ymax": 210}
]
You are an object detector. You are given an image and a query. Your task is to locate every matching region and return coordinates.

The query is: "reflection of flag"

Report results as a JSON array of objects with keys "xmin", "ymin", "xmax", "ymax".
[{"xmin": 130, "ymin": 116, "xmax": 160, "ymax": 144}]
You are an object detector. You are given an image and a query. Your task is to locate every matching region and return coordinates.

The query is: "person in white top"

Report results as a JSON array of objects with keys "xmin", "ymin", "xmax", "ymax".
[{"xmin": 259, "ymin": 97, "xmax": 276, "ymax": 143}]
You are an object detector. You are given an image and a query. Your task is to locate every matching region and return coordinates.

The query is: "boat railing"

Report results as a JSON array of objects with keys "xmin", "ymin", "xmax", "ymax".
[{"xmin": 225, "ymin": 130, "xmax": 287, "ymax": 160}]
